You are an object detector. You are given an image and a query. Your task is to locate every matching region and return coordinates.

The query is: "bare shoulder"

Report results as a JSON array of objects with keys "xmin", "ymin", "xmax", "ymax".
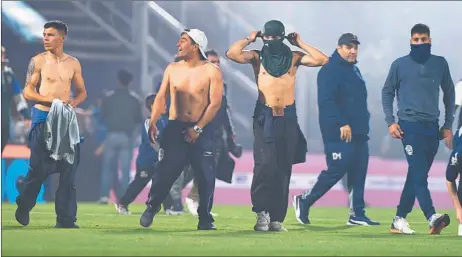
[
  {"xmin": 64, "ymin": 54, "xmax": 81, "ymax": 67},
  {"xmin": 31, "ymin": 52, "xmax": 47, "ymax": 67},
  {"xmin": 205, "ymin": 62, "xmax": 222, "ymax": 77},
  {"xmin": 166, "ymin": 61, "xmax": 181, "ymax": 73},
  {"xmin": 34, "ymin": 52, "xmax": 48, "ymax": 60}
]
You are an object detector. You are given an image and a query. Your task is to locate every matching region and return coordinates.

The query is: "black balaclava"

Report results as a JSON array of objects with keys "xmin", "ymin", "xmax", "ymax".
[
  {"xmin": 260, "ymin": 20, "xmax": 292, "ymax": 78},
  {"xmin": 410, "ymin": 43, "xmax": 431, "ymax": 63}
]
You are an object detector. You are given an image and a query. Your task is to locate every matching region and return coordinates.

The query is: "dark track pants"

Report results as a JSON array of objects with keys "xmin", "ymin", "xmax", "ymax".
[
  {"xmin": 302, "ymin": 139, "xmax": 369, "ymax": 217},
  {"xmin": 251, "ymin": 118, "xmax": 299, "ymax": 222},
  {"xmin": 119, "ymin": 168, "xmax": 154, "ymax": 206},
  {"xmin": 396, "ymin": 132, "xmax": 438, "ymax": 220},
  {"xmin": 146, "ymin": 120, "xmax": 216, "ymax": 222},
  {"xmin": 16, "ymin": 122, "xmax": 80, "ymax": 226}
]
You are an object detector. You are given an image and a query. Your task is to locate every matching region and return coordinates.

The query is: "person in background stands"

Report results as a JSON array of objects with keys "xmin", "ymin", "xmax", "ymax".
[{"xmin": 99, "ymin": 69, "xmax": 143, "ymax": 204}]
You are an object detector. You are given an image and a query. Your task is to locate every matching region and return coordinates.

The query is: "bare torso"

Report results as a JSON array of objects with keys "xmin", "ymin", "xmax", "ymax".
[
  {"xmin": 252, "ymin": 51, "xmax": 300, "ymax": 108},
  {"xmin": 35, "ymin": 53, "xmax": 77, "ymax": 111},
  {"xmin": 168, "ymin": 61, "xmax": 213, "ymax": 122}
]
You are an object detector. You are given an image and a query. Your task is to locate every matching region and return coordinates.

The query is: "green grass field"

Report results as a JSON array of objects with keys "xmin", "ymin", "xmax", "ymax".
[{"xmin": 1, "ymin": 203, "xmax": 461, "ymax": 256}]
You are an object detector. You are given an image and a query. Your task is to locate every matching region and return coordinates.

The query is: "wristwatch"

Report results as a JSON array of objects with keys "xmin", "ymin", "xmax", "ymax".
[{"xmin": 193, "ymin": 125, "xmax": 203, "ymax": 134}]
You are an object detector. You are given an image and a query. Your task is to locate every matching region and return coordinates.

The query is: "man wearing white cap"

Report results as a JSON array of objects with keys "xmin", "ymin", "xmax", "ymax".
[{"xmin": 140, "ymin": 29, "xmax": 224, "ymax": 230}]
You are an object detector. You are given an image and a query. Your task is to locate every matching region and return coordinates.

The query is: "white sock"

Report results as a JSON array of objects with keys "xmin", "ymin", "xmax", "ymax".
[{"xmin": 458, "ymin": 224, "xmax": 462, "ymax": 236}]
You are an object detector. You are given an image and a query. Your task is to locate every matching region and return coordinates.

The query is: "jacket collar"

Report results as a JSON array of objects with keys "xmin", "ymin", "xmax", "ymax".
[{"xmin": 331, "ymin": 50, "xmax": 357, "ymax": 66}]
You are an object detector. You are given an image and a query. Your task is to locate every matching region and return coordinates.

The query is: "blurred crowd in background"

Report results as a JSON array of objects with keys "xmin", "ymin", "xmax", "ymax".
[{"xmin": 2, "ymin": 1, "xmax": 461, "ymax": 201}]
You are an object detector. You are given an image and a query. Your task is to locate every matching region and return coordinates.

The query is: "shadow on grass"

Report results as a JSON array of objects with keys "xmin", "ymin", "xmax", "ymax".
[
  {"xmin": 195, "ymin": 225, "xmax": 357, "ymax": 238},
  {"xmin": 290, "ymin": 224, "xmax": 356, "ymax": 232},
  {"xmin": 99, "ymin": 227, "xmax": 199, "ymax": 234},
  {"xmin": 1, "ymin": 224, "xmax": 195, "ymax": 233},
  {"xmin": 2, "ymin": 225, "xmax": 60, "ymax": 231},
  {"xmin": 347, "ymin": 232, "xmax": 461, "ymax": 240},
  {"xmin": 198, "ymin": 229, "xmax": 277, "ymax": 238}
]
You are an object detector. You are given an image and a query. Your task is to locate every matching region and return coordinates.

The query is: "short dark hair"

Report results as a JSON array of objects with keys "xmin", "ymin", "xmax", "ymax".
[
  {"xmin": 117, "ymin": 69, "xmax": 133, "ymax": 86},
  {"xmin": 145, "ymin": 94, "xmax": 156, "ymax": 112},
  {"xmin": 181, "ymin": 31, "xmax": 206, "ymax": 60},
  {"xmin": 411, "ymin": 23, "xmax": 430, "ymax": 37},
  {"xmin": 44, "ymin": 20, "xmax": 68, "ymax": 35},
  {"xmin": 205, "ymin": 49, "xmax": 219, "ymax": 58}
]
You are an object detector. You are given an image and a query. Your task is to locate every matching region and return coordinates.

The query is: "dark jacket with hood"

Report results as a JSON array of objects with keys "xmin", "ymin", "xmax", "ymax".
[{"xmin": 317, "ymin": 50, "xmax": 370, "ymax": 143}]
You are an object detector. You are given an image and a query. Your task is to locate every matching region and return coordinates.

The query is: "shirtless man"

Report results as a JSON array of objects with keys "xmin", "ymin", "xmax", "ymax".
[
  {"xmin": 140, "ymin": 29, "xmax": 224, "ymax": 230},
  {"xmin": 226, "ymin": 20, "xmax": 328, "ymax": 232},
  {"xmin": 15, "ymin": 20, "xmax": 87, "ymax": 228}
]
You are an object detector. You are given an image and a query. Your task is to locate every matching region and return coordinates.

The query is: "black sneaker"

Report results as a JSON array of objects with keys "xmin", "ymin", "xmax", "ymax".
[
  {"xmin": 140, "ymin": 205, "xmax": 160, "ymax": 228},
  {"xmin": 197, "ymin": 220, "xmax": 217, "ymax": 230},
  {"xmin": 15, "ymin": 208, "xmax": 30, "ymax": 226},
  {"xmin": 55, "ymin": 222, "xmax": 80, "ymax": 228}
]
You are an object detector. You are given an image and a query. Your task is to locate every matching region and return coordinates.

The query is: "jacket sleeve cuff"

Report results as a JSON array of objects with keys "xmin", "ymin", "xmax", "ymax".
[
  {"xmin": 386, "ymin": 116, "xmax": 395, "ymax": 126},
  {"xmin": 442, "ymin": 121, "xmax": 453, "ymax": 130}
]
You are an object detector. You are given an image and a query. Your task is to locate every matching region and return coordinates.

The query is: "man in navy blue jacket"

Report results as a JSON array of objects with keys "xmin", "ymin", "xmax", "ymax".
[
  {"xmin": 293, "ymin": 33, "xmax": 379, "ymax": 226},
  {"xmin": 382, "ymin": 24, "xmax": 454, "ymax": 235}
]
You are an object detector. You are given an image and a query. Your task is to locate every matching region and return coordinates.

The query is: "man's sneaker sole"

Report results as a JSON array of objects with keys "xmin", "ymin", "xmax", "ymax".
[
  {"xmin": 389, "ymin": 224, "xmax": 415, "ymax": 235},
  {"xmin": 253, "ymin": 225, "xmax": 269, "ymax": 232},
  {"xmin": 269, "ymin": 223, "xmax": 288, "ymax": 232},
  {"xmin": 198, "ymin": 223, "xmax": 217, "ymax": 230},
  {"xmin": 140, "ymin": 208, "xmax": 158, "ymax": 228},
  {"xmin": 347, "ymin": 217, "xmax": 380, "ymax": 226},
  {"xmin": 15, "ymin": 208, "xmax": 29, "ymax": 226},
  {"xmin": 55, "ymin": 223, "xmax": 80, "ymax": 229},
  {"xmin": 429, "ymin": 214, "xmax": 450, "ymax": 235},
  {"xmin": 347, "ymin": 220, "xmax": 370, "ymax": 226}
]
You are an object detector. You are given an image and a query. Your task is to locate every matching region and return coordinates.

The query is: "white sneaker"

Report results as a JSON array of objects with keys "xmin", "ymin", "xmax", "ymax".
[
  {"xmin": 99, "ymin": 196, "xmax": 109, "ymax": 204},
  {"xmin": 164, "ymin": 209, "xmax": 184, "ymax": 216},
  {"xmin": 428, "ymin": 213, "xmax": 450, "ymax": 234},
  {"xmin": 185, "ymin": 197, "xmax": 198, "ymax": 216},
  {"xmin": 269, "ymin": 221, "xmax": 288, "ymax": 232},
  {"xmin": 389, "ymin": 216, "xmax": 415, "ymax": 234},
  {"xmin": 114, "ymin": 203, "xmax": 131, "ymax": 215},
  {"xmin": 185, "ymin": 197, "xmax": 218, "ymax": 217}
]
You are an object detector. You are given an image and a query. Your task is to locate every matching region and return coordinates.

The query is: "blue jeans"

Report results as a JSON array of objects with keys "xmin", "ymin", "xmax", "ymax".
[{"xmin": 100, "ymin": 132, "xmax": 133, "ymax": 199}]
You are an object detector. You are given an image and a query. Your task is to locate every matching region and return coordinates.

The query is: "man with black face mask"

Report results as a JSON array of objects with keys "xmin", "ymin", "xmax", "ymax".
[
  {"xmin": 226, "ymin": 20, "xmax": 328, "ymax": 232},
  {"xmin": 382, "ymin": 23, "xmax": 455, "ymax": 235}
]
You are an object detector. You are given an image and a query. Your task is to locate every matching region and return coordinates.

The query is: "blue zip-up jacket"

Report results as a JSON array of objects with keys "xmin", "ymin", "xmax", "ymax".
[
  {"xmin": 136, "ymin": 114, "xmax": 168, "ymax": 170},
  {"xmin": 382, "ymin": 54, "xmax": 455, "ymax": 129},
  {"xmin": 317, "ymin": 50, "xmax": 370, "ymax": 143}
]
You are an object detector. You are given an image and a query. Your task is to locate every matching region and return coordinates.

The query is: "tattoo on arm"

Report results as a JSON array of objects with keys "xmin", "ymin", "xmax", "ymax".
[{"xmin": 25, "ymin": 59, "xmax": 35, "ymax": 85}]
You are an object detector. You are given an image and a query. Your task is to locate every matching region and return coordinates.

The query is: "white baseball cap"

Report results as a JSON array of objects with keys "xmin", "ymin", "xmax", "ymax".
[{"xmin": 183, "ymin": 28, "xmax": 208, "ymax": 60}]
